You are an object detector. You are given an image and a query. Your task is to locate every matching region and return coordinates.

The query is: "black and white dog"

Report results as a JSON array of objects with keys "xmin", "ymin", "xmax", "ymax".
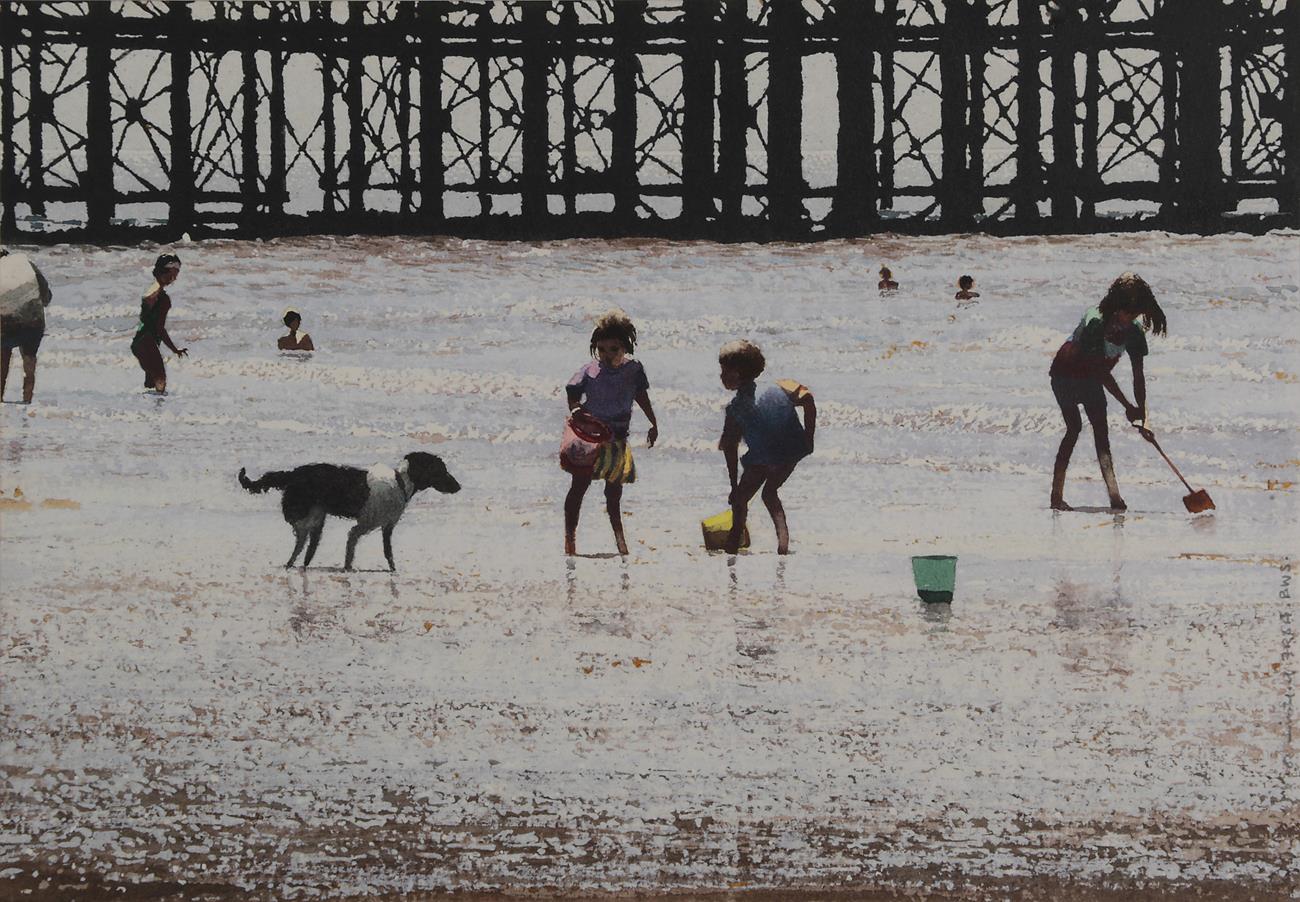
[{"xmin": 238, "ymin": 452, "xmax": 461, "ymax": 571}]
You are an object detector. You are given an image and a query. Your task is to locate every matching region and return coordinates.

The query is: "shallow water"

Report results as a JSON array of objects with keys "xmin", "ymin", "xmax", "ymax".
[{"xmin": 1, "ymin": 233, "xmax": 1297, "ymax": 897}]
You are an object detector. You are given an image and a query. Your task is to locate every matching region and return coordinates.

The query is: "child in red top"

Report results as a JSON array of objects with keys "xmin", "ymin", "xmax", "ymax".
[{"xmin": 1049, "ymin": 272, "xmax": 1167, "ymax": 511}]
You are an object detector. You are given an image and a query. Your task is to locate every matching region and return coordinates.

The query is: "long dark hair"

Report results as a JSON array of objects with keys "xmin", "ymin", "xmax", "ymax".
[{"xmin": 1100, "ymin": 272, "xmax": 1167, "ymax": 336}]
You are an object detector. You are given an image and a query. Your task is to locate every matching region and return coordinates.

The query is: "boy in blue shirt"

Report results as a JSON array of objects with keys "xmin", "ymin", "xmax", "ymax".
[{"xmin": 718, "ymin": 340, "xmax": 815, "ymax": 555}]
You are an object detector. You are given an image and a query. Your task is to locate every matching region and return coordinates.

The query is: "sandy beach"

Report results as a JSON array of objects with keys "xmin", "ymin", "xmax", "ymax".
[{"xmin": 1, "ymin": 232, "xmax": 1296, "ymax": 898}]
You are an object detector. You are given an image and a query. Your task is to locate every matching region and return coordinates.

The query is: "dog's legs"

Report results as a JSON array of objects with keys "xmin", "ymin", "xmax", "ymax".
[
  {"xmin": 344, "ymin": 524, "xmax": 367, "ymax": 571},
  {"xmin": 381, "ymin": 524, "xmax": 396, "ymax": 572},
  {"xmin": 285, "ymin": 527, "xmax": 310, "ymax": 569},
  {"xmin": 302, "ymin": 521, "xmax": 326, "ymax": 568}
]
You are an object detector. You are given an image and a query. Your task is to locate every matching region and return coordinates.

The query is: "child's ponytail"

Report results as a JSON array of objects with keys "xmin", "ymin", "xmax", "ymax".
[{"xmin": 1143, "ymin": 300, "xmax": 1167, "ymax": 337}]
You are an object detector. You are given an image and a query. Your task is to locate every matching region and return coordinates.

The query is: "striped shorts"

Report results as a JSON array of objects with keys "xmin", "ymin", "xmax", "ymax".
[{"xmin": 591, "ymin": 440, "xmax": 636, "ymax": 485}]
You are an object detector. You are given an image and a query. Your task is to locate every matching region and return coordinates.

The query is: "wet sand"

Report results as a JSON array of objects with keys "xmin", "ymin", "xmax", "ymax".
[{"xmin": 1, "ymin": 233, "xmax": 1296, "ymax": 898}]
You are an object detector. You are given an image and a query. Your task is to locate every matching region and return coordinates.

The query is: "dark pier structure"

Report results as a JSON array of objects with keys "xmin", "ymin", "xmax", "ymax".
[{"xmin": 0, "ymin": 0, "xmax": 1295, "ymax": 242}]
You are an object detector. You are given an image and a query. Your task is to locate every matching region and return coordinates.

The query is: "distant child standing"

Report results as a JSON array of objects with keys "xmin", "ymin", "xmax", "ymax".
[
  {"xmin": 0, "ymin": 249, "xmax": 53, "ymax": 404},
  {"xmin": 717, "ymin": 340, "xmax": 815, "ymax": 555},
  {"xmin": 1049, "ymin": 272, "xmax": 1167, "ymax": 511},
  {"xmin": 563, "ymin": 311, "xmax": 658, "ymax": 556},
  {"xmin": 878, "ymin": 266, "xmax": 899, "ymax": 292},
  {"xmin": 955, "ymin": 274, "xmax": 980, "ymax": 302},
  {"xmin": 131, "ymin": 253, "xmax": 187, "ymax": 393}
]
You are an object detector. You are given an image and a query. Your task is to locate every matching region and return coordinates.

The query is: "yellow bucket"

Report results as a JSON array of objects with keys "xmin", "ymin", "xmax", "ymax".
[{"xmin": 701, "ymin": 510, "xmax": 750, "ymax": 551}]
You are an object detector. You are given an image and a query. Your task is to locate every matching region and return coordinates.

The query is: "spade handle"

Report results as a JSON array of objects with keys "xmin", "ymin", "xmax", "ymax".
[{"xmin": 1135, "ymin": 426, "xmax": 1195, "ymax": 494}]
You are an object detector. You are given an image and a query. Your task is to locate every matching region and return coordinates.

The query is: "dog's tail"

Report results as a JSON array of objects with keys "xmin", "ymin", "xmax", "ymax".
[{"xmin": 238, "ymin": 467, "xmax": 293, "ymax": 494}]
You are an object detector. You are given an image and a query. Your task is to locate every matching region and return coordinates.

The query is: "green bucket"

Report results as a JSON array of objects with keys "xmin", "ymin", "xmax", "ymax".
[{"xmin": 911, "ymin": 555, "xmax": 957, "ymax": 603}]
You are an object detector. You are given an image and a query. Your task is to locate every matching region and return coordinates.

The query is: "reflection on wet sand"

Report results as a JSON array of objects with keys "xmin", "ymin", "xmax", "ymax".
[
  {"xmin": 920, "ymin": 600, "xmax": 953, "ymax": 628},
  {"xmin": 1052, "ymin": 573, "xmax": 1134, "ymax": 678},
  {"xmin": 287, "ymin": 600, "xmax": 325, "ymax": 641}
]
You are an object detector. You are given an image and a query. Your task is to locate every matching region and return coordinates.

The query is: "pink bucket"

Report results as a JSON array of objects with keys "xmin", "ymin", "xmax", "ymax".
[{"xmin": 559, "ymin": 409, "xmax": 612, "ymax": 474}]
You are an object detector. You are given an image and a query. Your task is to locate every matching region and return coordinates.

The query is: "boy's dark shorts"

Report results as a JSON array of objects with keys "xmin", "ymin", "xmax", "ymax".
[
  {"xmin": 1051, "ymin": 374, "xmax": 1106, "ymax": 409},
  {"xmin": 1, "ymin": 325, "xmax": 44, "ymax": 356}
]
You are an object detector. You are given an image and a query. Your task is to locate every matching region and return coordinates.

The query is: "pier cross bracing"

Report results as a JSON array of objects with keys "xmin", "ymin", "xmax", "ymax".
[{"xmin": 0, "ymin": 0, "xmax": 1294, "ymax": 241}]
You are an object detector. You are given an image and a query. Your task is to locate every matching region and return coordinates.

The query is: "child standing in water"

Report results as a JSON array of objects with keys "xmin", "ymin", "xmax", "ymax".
[
  {"xmin": 717, "ymin": 340, "xmax": 815, "ymax": 555},
  {"xmin": 131, "ymin": 253, "xmax": 187, "ymax": 393},
  {"xmin": 277, "ymin": 309, "xmax": 315, "ymax": 351},
  {"xmin": 954, "ymin": 274, "xmax": 980, "ymax": 302},
  {"xmin": 878, "ymin": 266, "xmax": 899, "ymax": 292},
  {"xmin": 1049, "ymin": 272, "xmax": 1167, "ymax": 511},
  {"xmin": 563, "ymin": 311, "xmax": 658, "ymax": 556}
]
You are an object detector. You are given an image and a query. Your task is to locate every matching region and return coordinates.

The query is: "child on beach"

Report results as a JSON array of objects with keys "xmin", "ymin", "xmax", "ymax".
[
  {"xmin": 1049, "ymin": 272, "xmax": 1167, "ymax": 512},
  {"xmin": 954, "ymin": 274, "xmax": 980, "ymax": 302},
  {"xmin": 277, "ymin": 309, "xmax": 315, "ymax": 351},
  {"xmin": 878, "ymin": 266, "xmax": 899, "ymax": 292},
  {"xmin": 563, "ymin": 311, "xmax": 658, "ymax": 556},
  {"xmin": 131, "ymin": 253, "xmax": 187, "ymax": 394},
  {"xmin": 717, "ymin": 340, "xmax": 815, "ymax": 555},
  {"xmin": 0, "ymin": 249, "xmax": 53, "ymax": 404}
]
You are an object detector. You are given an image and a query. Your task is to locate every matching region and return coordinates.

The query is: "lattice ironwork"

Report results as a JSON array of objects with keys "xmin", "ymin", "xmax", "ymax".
[
  {"xmin": 561, "ymin": 60, "xmax": 615, "ymax": 178},
  {"xmin": 743, "ymin": 54, "xmax": 770, "ymax": 211},
  {"xmin": 891, "ymin": 50, "xmax": 944, "ymax": 205},
  {"xmin": 0, "ymin": 0, "xmax": 1293, "ymax": 241},
  {"xmin": 189, "ymin": 51, "xmax": 247, "ymax": 195},
  {"xmin": 1237, "ymin": 44, "xmax": 1287, "ymax": 177},
  {"xmin": 635, "ymin": 58, "xmax": 685, "ymax": 185},
  {"xmin": 29, "ymin": 39, "xmax": 90, "ymax": 204},
  {"xmin": 1095, "ymin": 49, "xmax": 1164, "ymax": 183},
  {"xmin": 980, "ymin": 46, "xmax": 1020, "ymax": 214}
]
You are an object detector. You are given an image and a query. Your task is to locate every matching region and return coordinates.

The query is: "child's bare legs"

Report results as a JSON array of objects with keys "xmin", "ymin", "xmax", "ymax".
[
  {"xmin": 729, "ymin": 464, "xmax": 801, "ymax": 554},
  {"xmin": 759, "ymin": 462, "xmax": 798, "ymax": 554},
  {"xmin": 0, "ymin": 346, "xmax": 10, "ymax": 400},
  {"xmin": 0, "ymin": 346, "xmax": 27, "ymax": 401},
  {"xmin": 1051, "ymin": 401, "xmax": 1083, "ymax": 511},
  {"xmin": 565, "ymin": 473, "xmax": 631, "ymax": 556},
  {"xmin": 1083, "ymin": 399, "xmax": 1125, "ymax": 510},
  {"xmin": 564, "ymin": 472, "xmax": 592, "ymax": 555},
  {"xmin": 604, "ymin": 481, "xmax": 628, "ymax": 556},
  {"xmin": 17, "ymin": 351, "xmax": 37, "ymax": 403},
  {"xmin": 726, "ymin": 467, "xmax": 765, "ymax": 554}
]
